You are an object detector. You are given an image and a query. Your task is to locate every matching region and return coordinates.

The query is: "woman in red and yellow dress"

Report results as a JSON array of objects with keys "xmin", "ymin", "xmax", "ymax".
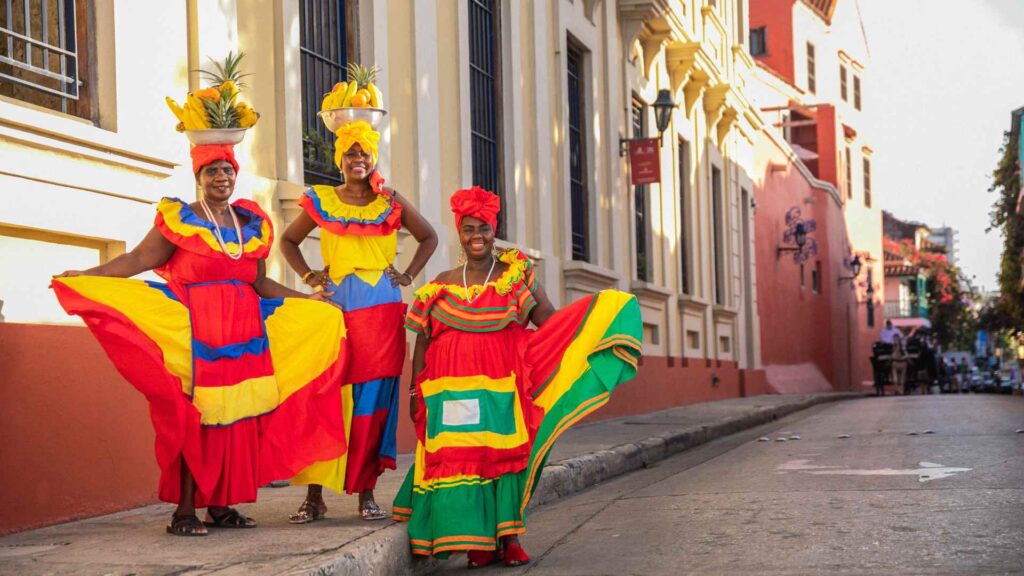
[
  {"xmin": 280, "ymin": 119, "xmax": 438, "ymax": 522},
  {"xmin": 52, "ymin": 144, "xmax": 349, "ymax": 536},
  {"xmin": 392, "ymin": 187, "xmax": 642, "ymax": 567}
]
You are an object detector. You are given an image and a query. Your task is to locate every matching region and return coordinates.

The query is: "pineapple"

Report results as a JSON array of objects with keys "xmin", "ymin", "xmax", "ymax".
[
  {"xmin": 200, "ymin": 51, "xmax": 252, "ymax": 88},
  {"xmin": 346, "ymin": 63, "xmax": 379, "ymax": 89},
  {"xmin": 202, "ymin": 89, "xmax": 241, "ymax": 129}
]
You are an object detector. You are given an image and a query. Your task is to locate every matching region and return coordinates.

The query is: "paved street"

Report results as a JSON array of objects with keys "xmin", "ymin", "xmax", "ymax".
[{"xmin": 448, "ymin": 395, "xmax": 1024, "ymax": 576}]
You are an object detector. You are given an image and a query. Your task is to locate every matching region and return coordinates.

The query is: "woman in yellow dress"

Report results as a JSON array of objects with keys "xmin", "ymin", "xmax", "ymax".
[{"xmin": 280, "ymin": 118, "xmax": 438, "ymax": 521}]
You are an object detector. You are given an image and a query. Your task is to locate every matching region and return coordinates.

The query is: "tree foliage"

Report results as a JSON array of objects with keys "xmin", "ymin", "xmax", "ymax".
[{"xmin": 987, "ymin": 130, "xmax": 1024, "ymax": 336}]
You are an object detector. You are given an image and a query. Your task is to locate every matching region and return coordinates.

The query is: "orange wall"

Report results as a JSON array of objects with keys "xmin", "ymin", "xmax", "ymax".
[
  {"xmin": 750, "ymin": 0, "xmax": 797, "ymax": 84},
  {"xmin": 0, "ymin": 323, "xmax": 160, "ymax": 535},
  {"xmin": 1, "ymin": 324, "xmax": 764, "ymax": 534}
]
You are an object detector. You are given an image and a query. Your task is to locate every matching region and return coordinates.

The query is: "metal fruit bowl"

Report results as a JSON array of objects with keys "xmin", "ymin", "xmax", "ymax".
[
  {"xmin": 185, "ymin": 128, "xmax": 248, "ymax": 145},
  {"xmin": 318, "ymin": 107, "xmax": 388, "ymax": 131}
]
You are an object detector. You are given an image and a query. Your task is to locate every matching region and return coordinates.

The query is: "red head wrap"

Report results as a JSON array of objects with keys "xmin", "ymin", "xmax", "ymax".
[
  {"xmin": 450, "ymin": 186, "xmax": 500, "ymax": 231},
  {"xmin": 190, "ymin": 144, "xmax": 239, "ymax": 175}
]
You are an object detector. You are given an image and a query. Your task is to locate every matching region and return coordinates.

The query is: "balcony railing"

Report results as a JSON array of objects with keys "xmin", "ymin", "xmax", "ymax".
[{"xmin": 885, "ymin": 300, "xmax": 928, "ymax": 319}]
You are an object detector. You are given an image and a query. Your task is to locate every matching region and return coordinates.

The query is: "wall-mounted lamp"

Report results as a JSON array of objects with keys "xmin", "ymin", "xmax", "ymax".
[
  {"xmin": 838, "ymin": 255, "xmax": 862, "ymax": 284},
  {"xmin": 619, "ymin": 89, "xmax": 678, "ymax": 156},
  {"xmin": 777, "ymin": 222, "xmax": 807, "ymax": 257}
]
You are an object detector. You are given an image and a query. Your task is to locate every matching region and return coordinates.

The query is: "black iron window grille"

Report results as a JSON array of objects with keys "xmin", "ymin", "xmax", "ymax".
[
  {"xmin": 806, "ymin": 42, "xmax": 816, "ymax": 94},
  {"xmin": 300, "ymin": 0, "xmax": 348, "ymax": 186},
  {"xmin": 678, "ymin": 137, "xmax": 690, "ymax": 294},
  {"xmin": 863, "ymin": 156, "xmax": 871, "ymax": 208},
  {"xmin": 567, "ymin": 41, "xmax": 588, "ymax": 262},
  {"xmin": 0, "ymin": 0, "xmax": 87, "ymax": 117},
  {"xmin": 469, "ymin": 0, "xmax": 506, "ymax": 238},
  {"xmin": 632, "ymin": 96, "xmax": 650, "ymax": 282},
  {"xmin": 712, "ymin": 165, "xmax": 725, "ymax": 305}
]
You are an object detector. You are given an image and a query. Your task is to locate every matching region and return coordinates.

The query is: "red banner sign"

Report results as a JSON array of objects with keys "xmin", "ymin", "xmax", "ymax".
[{"xmin": 629, "ymin": 138, "xmax": 661, "ymax": 185}]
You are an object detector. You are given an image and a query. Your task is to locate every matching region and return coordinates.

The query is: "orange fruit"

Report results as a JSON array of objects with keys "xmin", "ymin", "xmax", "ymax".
[{"xmin": 351, "ymin": 93, "xmax": 369, "ymax": 107}]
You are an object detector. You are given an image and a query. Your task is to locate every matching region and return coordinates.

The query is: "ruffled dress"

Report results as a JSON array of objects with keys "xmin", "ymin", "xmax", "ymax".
[
  {"xmin": 392, "ymin": 249, "xmax": 642, "ymax": 556},
  {"xmin": 290, "ymin": 170, "xmax": 406, "ymax": 494},
  {"xmin": 52, "ymin": 198, "xmax": 348, "ymax": 507}
]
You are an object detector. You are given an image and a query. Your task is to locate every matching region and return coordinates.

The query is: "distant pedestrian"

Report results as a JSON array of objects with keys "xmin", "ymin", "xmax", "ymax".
[
  {"xmin": 880, "ymin": 320, "xmax": 901, "ymax": 345},
  {"xmin": 891, "ymin": 335, "xmax": 909, "ymax": 395}
]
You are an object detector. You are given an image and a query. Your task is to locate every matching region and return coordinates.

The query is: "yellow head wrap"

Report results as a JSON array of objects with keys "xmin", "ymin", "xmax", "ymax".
[{"xmin": 334, "ymin": 121, "xmax": 380, "ymax": 169}]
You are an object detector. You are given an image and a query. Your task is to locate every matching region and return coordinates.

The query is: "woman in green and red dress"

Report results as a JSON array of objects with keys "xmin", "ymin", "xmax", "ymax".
[{"xmin": 392, "ymin": 186, "xmax": 642, "ymax": 567}]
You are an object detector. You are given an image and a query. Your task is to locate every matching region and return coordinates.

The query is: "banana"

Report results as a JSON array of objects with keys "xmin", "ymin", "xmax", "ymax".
[
  {"xmin": 183, "ymin": 94, "xmax": 210, "ymax": 130},
  {"xmin": 165, "ymin": 97, "xmax": 185, "ymax": 122},
  {"xmin": 341, "ymin": 81, "xmax": 358, "ymax": 107},
  {"xmin": 237, "ymin": 102, "xmax": 259, "ymax": 128},
  {"xmin": 367, "ymin": 82, "xmax": 381, "ymax": 108}
]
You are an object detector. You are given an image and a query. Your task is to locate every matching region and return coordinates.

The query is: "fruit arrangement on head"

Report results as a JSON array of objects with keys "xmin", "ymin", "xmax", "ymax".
[
  {"xmin": 318, "ymin": 63, "xmax": 387, "ymax": 134},
  {"xmin": 165, "ymin": 52, "xmax": 260, "ymax": 146}
]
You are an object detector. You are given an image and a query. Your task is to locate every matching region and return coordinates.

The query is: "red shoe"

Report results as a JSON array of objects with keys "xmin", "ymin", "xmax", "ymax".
[
  {"xmin": 467, "ymin": 549, "xmax": 498, "ymax": 569},
  {"xmin": 503, "ymin": 543, "xmax": 530, "ymax": 567}
]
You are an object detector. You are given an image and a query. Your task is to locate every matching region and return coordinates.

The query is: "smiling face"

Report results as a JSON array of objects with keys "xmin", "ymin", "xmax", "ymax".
[
  {"xmin": 196, "ymin": 160, "xmax": 236, "ymax": 203},
  {"xmin": 459, "ymin": 215, "xmax": 495, "ymax": 261},
  {"xmin": 340, "ymin": 142, "xmax": 374, "ymax": 182}
]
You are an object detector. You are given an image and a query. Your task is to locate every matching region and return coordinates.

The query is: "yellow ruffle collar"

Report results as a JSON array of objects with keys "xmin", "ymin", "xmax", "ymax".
[{"xmin": 414, "ymin": 249, "xmax": 530, "ymax": 302}]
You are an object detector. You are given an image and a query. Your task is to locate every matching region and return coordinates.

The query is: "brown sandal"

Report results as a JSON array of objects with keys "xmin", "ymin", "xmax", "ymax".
[
  {"xmin": 166, "ymin": 513, "xmax": 208, "ymax": 536},
  {"xmin": 289, "ymin": 500, "xmax": 327, "ymax": 524}
]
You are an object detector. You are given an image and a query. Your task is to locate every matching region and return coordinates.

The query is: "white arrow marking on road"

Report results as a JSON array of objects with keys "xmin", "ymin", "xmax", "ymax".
[{"xmin": 778, "ymin": 459, "xmax": 971, "ymax": 482}]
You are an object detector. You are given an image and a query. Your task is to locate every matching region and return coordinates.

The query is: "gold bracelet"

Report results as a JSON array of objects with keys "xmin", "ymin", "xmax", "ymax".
[{"xmin": 302, "ymin": 270, "xmax": 316, "ymax": 283}]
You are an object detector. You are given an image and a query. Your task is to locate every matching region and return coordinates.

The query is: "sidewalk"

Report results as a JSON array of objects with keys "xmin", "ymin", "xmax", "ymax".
[{"xmin": 0, "ymin": 392, "xmax": 863, "ymax": 576}]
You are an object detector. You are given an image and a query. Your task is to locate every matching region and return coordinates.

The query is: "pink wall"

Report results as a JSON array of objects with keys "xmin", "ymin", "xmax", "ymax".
[
  {"xmin": 0, "ymin": 324, "xmax": 160, "ymax": 535},
  {"xmin": 753, "ymin": 126, "xmax": 873, "ymax": 393}
]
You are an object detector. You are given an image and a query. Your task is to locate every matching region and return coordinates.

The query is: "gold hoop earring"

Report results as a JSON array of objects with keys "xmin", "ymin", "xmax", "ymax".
[{"xmin": 458, "ymin": 247, "xmax": 467, "ymax": 266}]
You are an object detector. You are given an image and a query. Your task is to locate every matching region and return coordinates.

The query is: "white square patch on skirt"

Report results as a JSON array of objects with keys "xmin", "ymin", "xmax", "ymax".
[{"xmin": 442, "ymin": 398, "xmax": 481, "ymax": 426}]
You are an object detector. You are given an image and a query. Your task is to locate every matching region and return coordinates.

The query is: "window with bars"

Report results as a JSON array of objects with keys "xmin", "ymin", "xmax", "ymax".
[
  {"xmin": 839, "ymin": 64, "xmax": 848, "ymax": 101},
  {"xmin": 299, "ymin": 0, "xmax": 350, "ymax": 186},
  {"xmin": 712, "ymin": 165, "xmax": 725, "ymax": 305},
  {"xmin": 678, "ymin": 137, "xmax": 690, "ymax": 295},
  {"xmin": 845, "ymin": 146, "xmax": 852, "ymax": 199},
  {"xmin": 469, "ymin": 0, "xmax": 506, "ymax": 238},
  {"xmin": 749, "ymin": 27, "xmax": 766, "ymax": 57},
  {"xmin": 567, "ymin": 40, "xmax": 588, "ymax": 262},
  {"xmin": 632, "ymin": 96, "xmax": 650, "ymax": 282},
  {"xmin": 0, "ymin": 0, "xmax": 90, "ymax": 119},
  {"xmin": 806, "ymin": 42, "xmax": 816, "ymax": 94},
  {"xmin": 853, "ymin": 74, "xmax": 861, "ymax": 110},
  {"xmin": 863, "ymin": 156, "xmax": 871, "ymax": 207}
]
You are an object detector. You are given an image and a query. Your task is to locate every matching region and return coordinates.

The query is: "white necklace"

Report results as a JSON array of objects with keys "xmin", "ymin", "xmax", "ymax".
[
  {"xmin": 462, "ymin": 256, "xmax": 497, "ymax": 303},
  {"xmin": 198, "ymin": 197, "xmax": 244, "ymax": 260}
]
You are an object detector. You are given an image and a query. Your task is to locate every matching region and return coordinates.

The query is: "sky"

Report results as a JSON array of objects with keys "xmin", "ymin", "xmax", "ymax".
[{"xmin": 857, "ymin": 0, "xmax": 1024, "ymax": 293}]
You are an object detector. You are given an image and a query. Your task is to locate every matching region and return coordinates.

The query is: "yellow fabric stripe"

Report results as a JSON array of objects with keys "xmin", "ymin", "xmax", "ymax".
[
  {"xmin": 425, "ymin": 428, "xmax": 528, "ymax": 452},
  {"xmin": 291, "ymin": 383, "xmax": 353, "ymax": 492},
  {"xmin": 264, "ymin": 298, "xmax": 346, "ymax": 403},
  {"xmin": 521, "ymin": 392, "xmax": 609, "ymax": 515},
  {"xmin": 419, "ymin": 373, "xmax": 516, "ymax": 397},
  {"xmin": 157, "ymin": 198, "xmax": 269, "ymax": 255},
  {"xmin": 192, "ymin": 375, "xmax": 279, "ymax": 425},
  {"xmin": 534, "ymin": 291, "xmax": 632, "ymax": 411},
  {"xmin": 319, "ymin": 229, "xmax": 397, "ymax": 285},
  {"xmin": 56, "ymin": 276, "xmax": 193, "ymax": 393}
]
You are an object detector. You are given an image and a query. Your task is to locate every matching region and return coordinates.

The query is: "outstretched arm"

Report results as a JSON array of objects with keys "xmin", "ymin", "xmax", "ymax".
[
  {"xmin": 252, "ymin": 260, "xmax": 336, "ymax": 304},
  {"xmin": 53, "ymin": 226, "xmax": 175, "ymax": 279}
]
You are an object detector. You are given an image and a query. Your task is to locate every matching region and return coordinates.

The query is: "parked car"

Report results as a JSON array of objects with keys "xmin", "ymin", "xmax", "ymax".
[{"xmin": 997, "ymin": 374, "xmax": 1020, "ymax": 394}]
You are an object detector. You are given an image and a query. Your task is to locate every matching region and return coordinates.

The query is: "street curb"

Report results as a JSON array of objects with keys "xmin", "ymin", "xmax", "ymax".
[{"xmin": 289, "ymin": 392, "xmax": 865, "ymax": 575}]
